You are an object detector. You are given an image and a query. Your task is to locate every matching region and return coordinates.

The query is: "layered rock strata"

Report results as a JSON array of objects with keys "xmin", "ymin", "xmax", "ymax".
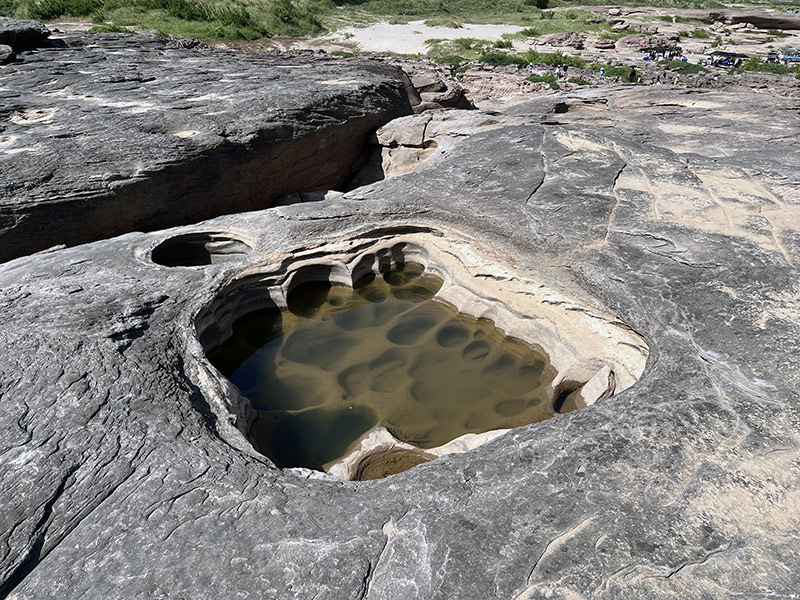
[{"xmin": 0, "ymin": 31, "xmax": 415, "ymax": 262}]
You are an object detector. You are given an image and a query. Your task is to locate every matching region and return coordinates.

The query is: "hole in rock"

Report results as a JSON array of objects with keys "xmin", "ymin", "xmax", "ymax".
[
  {"xmin": 152, "ymin": 232, "xmax": 251, "ymax": 267},
  {"xmin": 205, "ymin": 262, "xmax": 577, "ymax": 479},
  {"xmin": 197, "ymin": 235, "xmax": 649, "ymax": 480}
]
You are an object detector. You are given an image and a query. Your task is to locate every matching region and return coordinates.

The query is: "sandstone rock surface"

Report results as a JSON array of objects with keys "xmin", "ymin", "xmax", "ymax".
[
  {"xmin": 0, "ymin": 32, "xmax": 415, "ymax": 262},
  {"xmin": 1, "ymin": 69, "xmax": 800, "ymax": 600}
]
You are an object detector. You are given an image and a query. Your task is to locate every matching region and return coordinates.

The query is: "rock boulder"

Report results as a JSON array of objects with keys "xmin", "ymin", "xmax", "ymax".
[{"xmin": 0, "ymin": 17, "xmax": 50, "ymax": 48}]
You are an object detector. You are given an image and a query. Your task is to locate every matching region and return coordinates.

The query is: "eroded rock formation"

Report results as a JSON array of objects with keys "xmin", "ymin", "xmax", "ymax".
[
  {"xmin": 1, "ymin": 33, "xmax": 799, "ymax": 600},
  {"xmin": 0, "ymin": 32, "xmax": 415, "ymax": 262}
]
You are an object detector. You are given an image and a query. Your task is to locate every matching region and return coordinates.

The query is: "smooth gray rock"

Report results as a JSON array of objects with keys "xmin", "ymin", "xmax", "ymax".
[
  {"xmin": 0, "ymin": 43, "xmax": 13, "ymax": 64},
  {"xmin": 0, "ymin": 33, "xmax": 415, "ymax": 263},
  {"xmin": 1, "ymin": 84, "xmax": 799, "ymax": 600},
  {"xmin": 0, "ymin": 17, "xmax": 50, "ymax": 48}
]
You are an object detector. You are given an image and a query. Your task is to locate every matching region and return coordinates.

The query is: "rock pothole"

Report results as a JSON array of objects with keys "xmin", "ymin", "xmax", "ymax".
[
  {"xmin": 152, "ymin": 232, "xmax": 252, "ymax": 267},
  {"xmin": 194, "ymin": 231, "xmax": 650, "ymax": 480}
]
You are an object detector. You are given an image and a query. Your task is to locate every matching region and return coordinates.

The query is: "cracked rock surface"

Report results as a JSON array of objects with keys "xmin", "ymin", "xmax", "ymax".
[
  {"xmin": 0, "ymin": 32, "xmax": 414, "ymax": 263},
  {"xmin": 1, "ymin": 81, "xmax": 799, "ymax": 599}
]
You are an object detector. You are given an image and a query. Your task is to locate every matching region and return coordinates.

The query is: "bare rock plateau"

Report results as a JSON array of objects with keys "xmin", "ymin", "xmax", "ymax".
[{"xmin": 1, "ymin": 23, "xmax": 800, "ymax": 600}]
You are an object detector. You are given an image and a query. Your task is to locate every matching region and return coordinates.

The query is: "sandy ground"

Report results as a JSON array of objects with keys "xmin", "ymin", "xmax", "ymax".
[
  {"xmin": 310, "ymin": 16, "xmax": 800, "ymax": 65},
  {"xmin": 322, "ymin": 20, "xmax": 527, "ymax": 55}
]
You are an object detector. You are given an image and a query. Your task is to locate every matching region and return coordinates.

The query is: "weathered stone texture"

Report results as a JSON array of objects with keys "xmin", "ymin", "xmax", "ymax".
[
  {"xmin": 0, "ymin": 60, "xmax": 799, "ymax": 600},
  {"xmin": 0, "ymin": 17, "xmax": 50, "ymax": 48},
  {"xmin": 0, "ymin": 33, "xmax": 414, "ymax": 262}
]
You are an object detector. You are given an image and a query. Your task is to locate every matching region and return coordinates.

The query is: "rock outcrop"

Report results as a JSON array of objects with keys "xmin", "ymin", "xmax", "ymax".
[
  {"xmin": 0, "ymin": 17, "xmax": 50, "ymax": 48},
  {"xmin": 1, "ymin": 80, "xmax": 799, "ymax": 599},
  {"xmin": 0, "ymin": 31, "xmax": 415, "ymax": 262}
]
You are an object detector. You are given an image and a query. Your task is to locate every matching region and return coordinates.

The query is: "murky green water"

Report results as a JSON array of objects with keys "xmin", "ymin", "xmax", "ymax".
[{"xmin": 209, "ymin": 263, "xmax": 560, "ymax": 472}]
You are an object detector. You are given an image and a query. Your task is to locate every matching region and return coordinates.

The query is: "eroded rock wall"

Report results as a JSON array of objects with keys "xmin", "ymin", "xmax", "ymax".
[{"xmin": 0, "ymin": 33, "xmax": 415, "ymax": 262}]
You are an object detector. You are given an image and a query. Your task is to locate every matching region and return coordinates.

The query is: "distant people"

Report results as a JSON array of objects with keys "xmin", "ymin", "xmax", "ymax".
[
  {"xmin": 562, "ymin": 65, "xmax": 568, "ymax": 77},
  {"xmin": 599, "ymin": 67, "xmax": 605, "ymax": 78}
]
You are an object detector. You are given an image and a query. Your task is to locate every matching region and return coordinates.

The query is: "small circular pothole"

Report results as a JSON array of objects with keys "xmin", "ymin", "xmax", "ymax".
[{"xmin": 152, "ymin": 232, "xmax": 251, "ymax": 267}]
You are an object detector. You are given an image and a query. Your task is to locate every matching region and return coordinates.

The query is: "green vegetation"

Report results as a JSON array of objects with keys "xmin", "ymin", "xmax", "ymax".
[
  {"xmin": 738, "ymin": 56, "xmax": 800, "ymax": 76},
  {"xmin": 767, "ymin": 28, "xmax": 789, "ymax": 38},
  {"xmin": 567, "ymin": 76, "xmax": 590, "ymax": 85},
  {"xmin": 524, "ymin": 48, "xmax": 586, "ymax": 67},
  {"xmin": 551, "ymin": 0, "xmax": 724, "ymax": 7},
  {"xmin": 0, "ymin": 0, "xmax": 780, "ymax": 43},
  {"xmin": 425, "ymin": 37, "xmax": 494, "ymax": 60},
  {"xmin": 497, "ymin": 9, "xmax": 615, "ymax": 39},
  {"xmin": 493, "ymin": 38, "xmax": 512, "ymax": 48},
  {"xmin": 660, "ymin": 59, "xmax": 708, "ymax": 74},
  {"xmin": 329, "ymin": 49, "xmax": 357, "ymax": 57},
  {"xmin": 588, "ymin": 63, "xmax": 638, "ymax": 82},
  {"xmin": 690, "ymin": 27, "xmax": 710, "ymax": 38},
  {"xmin": 8, "ymin": 0, "xmax": 325, "ymax": 39},
  {"xmin": 526, "ymin": 73, "xmax": 559, "ymax": 89},
  {"xmin": 480, "ymin": 50, "xmax": 527, "ymax": 66}
]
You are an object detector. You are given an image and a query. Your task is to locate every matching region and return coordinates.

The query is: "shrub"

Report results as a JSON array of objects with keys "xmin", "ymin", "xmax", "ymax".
[
  {"xmin": 27, "ymin": 0, "xmax": 102, "ymax": 19},
  {"xmin": 739, "ymin": 57, "xmax": 797, "ymax": 76},
  {"xmin": 526, "ymin": 73, "xmax": 559, "ymax": 89},
  {"xmin": 660, "ymin": 60, "xmax": 708, "ymax": 74},
  {"xmin": 330, "ymin": 50, "xmax": 357, "ymax": 57},
  {"xmin": 525, "ymin": 49, "xmax": 586, "ymax": 67},
  {"xmin": 567, "ymin": 76, "xmax": 590, "ymax": 85},
  {"xmin": 690, "ymin": 28, "xmax": 710, "ymax": 38},
  {"xmin": 767, "ymin": 28, "xmax": 788, "ymax": 38},
  {"xmin": 493, "ymin": 39, "xmax": 512, "ymax": 48},
  {"xmin": 480, "ymin": 51, "xmax": 527, "ymax": 66},
  {"xmin": 434, "ymin": 54, "xmax": 466, "ymax": 68}
]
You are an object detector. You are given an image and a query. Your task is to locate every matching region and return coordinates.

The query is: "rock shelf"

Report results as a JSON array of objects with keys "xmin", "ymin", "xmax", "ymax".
[{"xmin": 0, "ymin": 46, "xmax": 799, "ymax": 598}]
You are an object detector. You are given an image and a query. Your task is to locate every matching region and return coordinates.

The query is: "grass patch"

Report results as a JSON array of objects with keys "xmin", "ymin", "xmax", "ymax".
[
  {"xmin": 599, "ymin": 31, "xmax": 627, "ymax": 41},
  {"xmin": 767, "ymin": 28, "xmax": 788, "ymax": 38},
  {"xmin": 329, "ymin": 49, "xmax": 357, "ymax": 57},
  {"xmin": 690, "ymin": 27, "xmax": 710, "ymax": 38},
  {"xmin": 480, "ymin": 50, "xmax": 527, "ymax": 66},
  {"xmin": 15, "ymin": 0, "xmax": 326, "ymax": 39},
  {"xmin": 551, "ymin": 0, "xmax": 724, "ymax": 8},
  {"xmin": 526, "ymin": 73, "xmax": 559, "ymax": 89},
  {"xmin": 660, "ymin": 59, "xmax": 708, "ymax": 74},
  {"xmin": 588, "ymin": 63, "xmax": 638, "ymax": 82},
  {"xmin": 567, "ymin": 76, "xmax": 590, "ymax": 85},
  {"xmin": 425, "ymin": 37, "xmax": 494, "ymax": 59},
  {"xmin": 525, "ymin": 48, "xmax": 586, "ymax": 68},
  {"xmin": 738, "ymin": 56, "xmax": 800, "ymax": 76}
]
